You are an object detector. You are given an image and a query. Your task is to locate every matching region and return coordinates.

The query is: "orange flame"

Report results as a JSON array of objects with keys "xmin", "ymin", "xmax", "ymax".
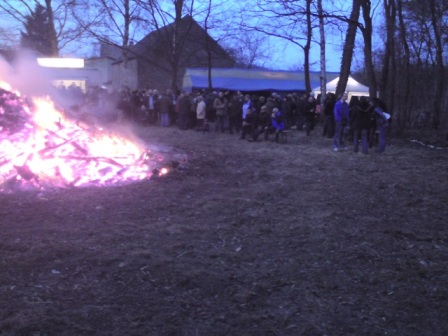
[{"xmin": 1, "ymin": 87, "xmax": 167, "ymax": 191}]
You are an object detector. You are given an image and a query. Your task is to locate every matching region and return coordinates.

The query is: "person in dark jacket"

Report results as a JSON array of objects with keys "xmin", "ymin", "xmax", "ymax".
[
  {"xmin": 304, "ymin": 95, "xmax": 316, "ymax": 136},
  {"xmin": 240, "ymin": 106, "xmax": 257, "ymax": 140},
  {"xmin": 146, "ymin": 89, "xmax": 159, "ymax": 125},
  {"xmin": 176, "ymin": 91, "xmax": 190, "ymax": 130},
  {"xmin": 352, "ymin": 96, "xmax": 371, "ymax": 154},
  {"xmin": 281, "ymin": 94, "xmax": 294, "ymax": 130},
  {"xmin": 253, "ymin": 105, "xmax": 271, "ymax": 141},
  {"xmin": 322, "ymin": 93, "xmax": 336, "ymax": 138},
  {"xmin": 213, "ymin": 91, "xmax": 228, "ymax": 133},
  {"xmin": 158, "ymin": 92, "xmax": 172, "ymax": 127},
  {"xmin": 228, "ymin": 93, "xmax": 243, "ymax": 134},
  {"xmin": 206, "ymin": 91, "xmax": 217, "ymax": 122}
]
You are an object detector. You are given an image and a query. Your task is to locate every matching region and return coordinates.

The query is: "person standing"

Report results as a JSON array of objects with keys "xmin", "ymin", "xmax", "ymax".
[
  {"xmin": 253, "ymin": 105, "xmax": 271, "ymax": 141},
  {"xmin": 304, "ymin": 95, "xmax": 316, "ymax": 136},
  {"xmin": 214, "ymin": 91, "xmax": 228, "ymax": 132},
  {"xmin": 177, "ymin": 91, "xmax": 190, "ymax": 130},
  {"xmin": 352, "ymin": 96, "xmax": 371, "ymax": 154},
  {"xmin": 371, "ymin": 98, "xmax": 389, "ymax": 153},
  {"xmin": 228, "ymin": 93, "xmax": 243, "ymax": 134},
  {"xmin": 147, "ymin": 89, "xmax": 159, "ymax": 125},
  {"xmin": 333, "ymin": 92, "xmax": 350, "ymax": 151},
  {"xmin": 241, "ymin": 94, "xmax": 254, "ymax": 127},
  {"xmin": 196, "ymin": 95, "xmax": 206, "ymax": 131},
  {"xmin": 158, "ymin": 91, "xmax": 172, "ymax": 127},
  {"xmin": 322, "ymin": 93, "xmax": 336, "ymax": 138},
  {"xmin": 241, "ymin": 106, "xmax": 257, "ymax": 140},
  {"xmin": 206, "ymin": 91, "xmax": 217, "ymax": 122},
  {"xmin": 282, "ymin": 94, "xmax": 294, "ymax": 130},
  {"xmin": 295, "ymin": 93, "xmax": 307, "ymax": 131}
]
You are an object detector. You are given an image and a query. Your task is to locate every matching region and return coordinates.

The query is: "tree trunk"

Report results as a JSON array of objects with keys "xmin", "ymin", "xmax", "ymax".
[
  {"xmin": 381, "ymin": 0, "xmax": 396, "ymax": 114},
  {"xmin": 121, "ymin": 0, "xmax": 131, "ymax": 88},
  {"xmin": 304, "ymin": 0, "xmax": 312, "ymax": 94},
  {"xmin": 317, "ymin": 0, "xmax": 326, "ymax": 107},
  {"xmin": 360, "ymin": 0, "xmax": 377, "ymax": 98},
  {"xmin": 428, "ymin": 0, "xmax": 444, "ymax": 129},
  {"xmin": 335, "ymin": 0, "xmax": 361, "ymax": 98},
  {"xmin": 44, "ymin": 0, "xmax": 59, "ymax": 56},
  {"xmin": 171, "ymin": 0, "xmax": 184, "ymax": 93},
  {"xmin": 396, "ymin": 0, "xmax": 411, "ymax": 131},
  {"xmin": 204, "ymin": 0, "xmax": 213, "ymax": 91}
]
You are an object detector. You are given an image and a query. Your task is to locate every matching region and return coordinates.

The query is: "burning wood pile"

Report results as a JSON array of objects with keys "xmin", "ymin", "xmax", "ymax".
[{"xmin": 0, "ymin": 82, "xmax": 167, "ymax": 192}]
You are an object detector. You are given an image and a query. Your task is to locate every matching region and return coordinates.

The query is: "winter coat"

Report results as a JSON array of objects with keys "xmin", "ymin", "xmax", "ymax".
[
  {"xmin": 334, "ymin": 100, "xmax": 350, "ymax": 124},
  {"xmin": 271, "ymin": 111, "xmax": 285, "ymax": 131},
  {"xmin": 213, "ymin": 97, "xmax": 228, "ymax": 116}
]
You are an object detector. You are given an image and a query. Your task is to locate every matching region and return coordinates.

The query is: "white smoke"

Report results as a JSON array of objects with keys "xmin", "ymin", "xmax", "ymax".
[
  {"xmin": 0, "ymin": 49, "xmax": 138, "ymax": 142},
  {"xmin": 0, "ymin": 48, "xmax": 55, "ymax": 97}
]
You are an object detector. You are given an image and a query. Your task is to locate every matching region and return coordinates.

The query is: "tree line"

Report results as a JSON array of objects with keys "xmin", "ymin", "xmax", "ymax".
[{"xmin": 0, "ymin": 0, "xmax": 447, "ymax": 132}]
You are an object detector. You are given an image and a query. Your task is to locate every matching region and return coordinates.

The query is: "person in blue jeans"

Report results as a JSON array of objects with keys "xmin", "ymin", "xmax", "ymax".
[{"xmin": 333, "ymin": 92, "xmax": 350, "ymax": 151}]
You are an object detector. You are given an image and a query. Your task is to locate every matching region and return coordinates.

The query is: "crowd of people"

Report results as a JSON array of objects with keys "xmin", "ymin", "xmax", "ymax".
[{"xmin": 58, "ymin": 85, "xmax": 391, "ymax": 153}]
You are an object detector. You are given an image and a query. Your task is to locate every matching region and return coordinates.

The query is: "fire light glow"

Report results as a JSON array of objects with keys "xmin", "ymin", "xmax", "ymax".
[{"xmin": 0, "ymin": 83, "xmax": 169, "ymax": 192}]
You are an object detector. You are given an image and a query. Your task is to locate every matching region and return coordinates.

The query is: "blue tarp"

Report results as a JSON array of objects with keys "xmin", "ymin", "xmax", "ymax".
[{"xmin": 183, "ymin": 68, "xmax": 339, "ymax": 92}]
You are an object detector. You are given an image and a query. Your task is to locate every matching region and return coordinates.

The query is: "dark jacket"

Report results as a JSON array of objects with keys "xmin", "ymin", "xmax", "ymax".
[
  {"xmin": 304, "ymin": 100, "xmax": 316, "ymax": 121},
  {"xmin": 352, "ymin": 102, "xmax": 372, "ymax": 131},
  {"xmin": 178, "ymin": 95, "xmax": 191, "ymax": 115},
  {"xmin": 258, "ymin": 111, "xmax": 271, "ymax": 129},
  {"xmin": 324, "ymin": 94, "xmax": 336, "ymax": 116},
  {"xmin": 243, "ymin": 111, "xmax": 257, "ymax": 128},
  {"xmin": 158, "ymin": 94, "xmax": 172, "ymax": 115}
]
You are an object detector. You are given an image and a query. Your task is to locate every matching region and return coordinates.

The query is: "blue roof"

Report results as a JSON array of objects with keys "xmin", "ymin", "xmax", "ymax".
[{"xmin": 183, "ymin": 68, "xmax": 339, "ymax": 92}]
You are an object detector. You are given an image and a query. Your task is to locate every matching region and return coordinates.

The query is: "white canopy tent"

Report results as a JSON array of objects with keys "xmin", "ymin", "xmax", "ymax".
[{"xmin": 313, "ymin": 76, "xmax": 370, "ymax": 102}]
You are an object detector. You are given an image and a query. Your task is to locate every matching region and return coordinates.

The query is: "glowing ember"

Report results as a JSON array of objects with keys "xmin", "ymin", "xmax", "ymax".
[{"xmin": 0, "ymin": 85, "xmax": 167, "ymax": 192}]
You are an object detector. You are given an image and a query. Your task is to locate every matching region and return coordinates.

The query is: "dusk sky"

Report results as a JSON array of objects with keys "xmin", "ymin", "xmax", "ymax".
[{"xmin": 0, "ymin": 0, "xmax": 383, "ymax": 73}]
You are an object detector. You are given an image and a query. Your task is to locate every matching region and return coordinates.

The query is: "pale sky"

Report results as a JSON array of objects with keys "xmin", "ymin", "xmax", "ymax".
[{"xmin": 0, "ymin": 0, "xmax": 382, "ymax": 73}]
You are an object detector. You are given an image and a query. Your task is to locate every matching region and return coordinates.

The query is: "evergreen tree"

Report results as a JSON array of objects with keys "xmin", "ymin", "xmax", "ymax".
[{"xmin": 20, "ymin": 4, "xmax": 58, "ymax": 57}]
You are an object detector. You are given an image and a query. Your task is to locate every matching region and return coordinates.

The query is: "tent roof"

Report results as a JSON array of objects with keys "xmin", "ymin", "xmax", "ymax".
[
  {"xmin": 312, "ymin": 76, "xmax": 369, "ymax": 93},
  {"xmin": 183, "ymin": 68, "xmax": 340, "ymax": 92}
]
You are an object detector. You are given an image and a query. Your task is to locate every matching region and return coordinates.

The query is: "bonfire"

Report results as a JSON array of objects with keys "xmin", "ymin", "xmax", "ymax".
[{"xmin": 0, "ymin": 81, "xmax": 167, "ymax": 192}]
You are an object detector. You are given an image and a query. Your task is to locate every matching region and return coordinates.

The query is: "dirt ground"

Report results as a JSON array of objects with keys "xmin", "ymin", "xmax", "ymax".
[{"xmin": 1, "ymin": 123, "xmax": 448, "ymax": 336}]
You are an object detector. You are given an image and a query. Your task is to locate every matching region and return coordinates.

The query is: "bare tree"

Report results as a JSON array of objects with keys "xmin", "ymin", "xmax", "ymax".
[
  {"xmin": 221, "ymin": 32, "xmax": 270, "ymax": 69},
  {"xmin": 394, "ymin": 0, "xmax": 411, "ymax": 131},
  {"xmin": 0, "ymin": 0, "xmax": 86, "ymax": 56},
  {"xmin": 335, "ymin": 0, "xmax": 361, "ymax": 98},
  {"xmin": 73, "ymin": 0, "xmax": 220, "ymax": 91},
  {"xmin": 192, "ymin": 0, "xmax": 235, "ymax": 90},
  {"xmin": 202, "ymin": 0, "xmax": 213, "ymax": 90},
  {"xmin": 317, "ymin": 0, "xmax": 327, "ymax": 106},
  {"xmin": 304, "ymin": 0, "xmax": 313, "ymax": 93},
  {"xmin": 359, "ymin": 0, "xmax": 378, "ymax": 98},
  {"xmin": 428, "ymin": 0, "xmax": 445, "ymax": 129},
  {"xmin": 381, "ymin": 0, "xmax": 396, "ymax": 114},
  {"xmin": 238, "ymin": 0, "xmax": 315, "ymax": 91},
  {"xmin": 128, "ymin": 0, "xmax": 235, "ymax": 91},
  {"xmin": 71, "ymin": 0, "xmax": 145, "ymax": 86},
  {"xmin": 392, "ymin": 0, "xmax": 448, "ymax": 128}
]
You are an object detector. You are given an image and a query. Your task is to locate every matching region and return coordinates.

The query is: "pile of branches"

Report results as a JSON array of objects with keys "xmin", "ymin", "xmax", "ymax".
[{"xmin": 0, "ymin": 87, "xmax": 165, "ymax": 192}]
